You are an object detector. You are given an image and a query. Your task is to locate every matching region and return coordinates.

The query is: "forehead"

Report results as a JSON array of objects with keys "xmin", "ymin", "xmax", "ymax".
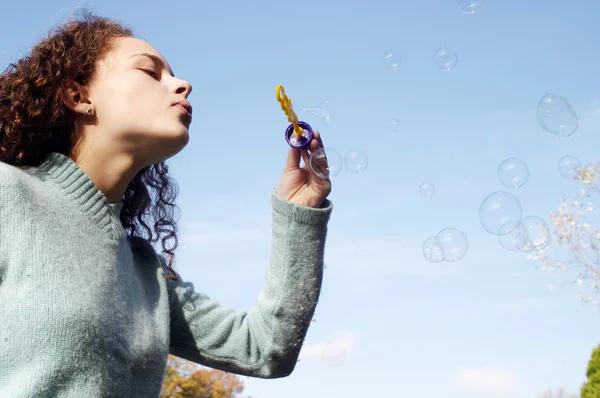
[
  {"xmin": 107, "ymin": 37, "xmax": 171, "ymax": 71},
  {"xmin": 114, "ymin": 37, "xmax": 157, "ymax": 54}
]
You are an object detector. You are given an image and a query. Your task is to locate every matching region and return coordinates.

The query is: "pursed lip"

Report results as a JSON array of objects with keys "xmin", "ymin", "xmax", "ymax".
[{"xmin": 173, "ymin": 100, "xmax": 192, "ymax": 116}]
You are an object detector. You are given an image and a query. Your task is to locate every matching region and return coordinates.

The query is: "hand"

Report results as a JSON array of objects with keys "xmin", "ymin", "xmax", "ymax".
[{"xmin": 275, "ymin": 131, "xmax": 332, "ymax": 208}]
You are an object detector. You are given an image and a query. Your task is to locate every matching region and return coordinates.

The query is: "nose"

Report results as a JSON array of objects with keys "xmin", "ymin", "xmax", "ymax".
[{"xmin": 175, "ymin": 79, "xmax": 192, "ymax": 97}]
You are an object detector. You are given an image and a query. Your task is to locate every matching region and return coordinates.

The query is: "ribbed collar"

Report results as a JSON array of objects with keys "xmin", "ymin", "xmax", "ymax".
[{"xmin": 30, "ymin": 152, "xmax": 126, "ymax": 241}]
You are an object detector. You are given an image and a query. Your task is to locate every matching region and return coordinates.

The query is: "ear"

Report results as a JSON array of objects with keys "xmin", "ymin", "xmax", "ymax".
[{"xmin": 61, "ymin": 80, "xmax": 92, "ymax": 115}]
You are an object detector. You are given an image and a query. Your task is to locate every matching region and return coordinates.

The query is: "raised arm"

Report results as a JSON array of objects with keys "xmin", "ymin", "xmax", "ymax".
[{"xmin": 166, "ymin": 192, "xmax": 333, "ymax": 378}]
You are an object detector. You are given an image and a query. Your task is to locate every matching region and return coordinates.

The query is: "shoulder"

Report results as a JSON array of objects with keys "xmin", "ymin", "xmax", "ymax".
[
  {"xmin": 0, "ymin": 160, "xmax": 21, "ymax": 188},
  {"xmin": 0, "ymin": 160, "xmax": 50, "ymax": 212},
  {"xmin": 0, "ymin": 161, "xmax": 27, "ymax": 212}
]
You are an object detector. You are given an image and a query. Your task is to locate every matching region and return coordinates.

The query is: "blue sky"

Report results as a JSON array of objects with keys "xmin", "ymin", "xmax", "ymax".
[{"xmin": 3, "ymin": 0, "xmax": 600, "ymax": 396}]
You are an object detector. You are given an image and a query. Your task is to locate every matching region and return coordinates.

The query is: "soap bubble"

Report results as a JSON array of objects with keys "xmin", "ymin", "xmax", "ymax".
[
  {"xmin": 558, "ymin": 155, "xmax": 581, "ymax": 179},
  {"xmin": 299, "ymin": 96, "xmax": 332, "ymax": 125},
  {"xmin": 433, "ymin": 47, "xmax": 458, "ymax": 71},
  {"xmin": 516, "ymin": 215, "xmax": 551, "ymax": 252},
  {"xmin": 321, "ymin": 344, "xmax": 347, "ymax": 367},
  {"xmin": 299, "ymin": 107, "xmax": 332, "ymax": 125},
  {"xmin": 498, "ymin": 220, "xmax": 528, "ymax": 251},
  {"xmin": 436, "ymin": 228, "xmax": 468, "ymax": 261},
  {"xmin": 420, "ymin": 181, "xmax": 435, "ymax": 199},
  {"xmin": 498, "ymin": 157, "xmax": 529, "ymax": 189},
  {"xmin": 382, "ymin": 52, "xmax": 402, "ymax": 71},
  {"xmin": 388, "ymin": 118, "xmax": 401, "ymax": 132},
  {"xmin": 344, "ymin": 149, "xmax": 368, "ymax": 174},
  {"xmin": 457, "ymin": 0, "xmax": 485, "ymax": 13},
  {"xmin": 537, "ymin": 94, "xmax": 578, "ymax": 138},
  {"xmin": 178, "ymin": 238, "xmax": 189, "ymax": 252},
  {"xmin": 423, "ymin": 236, "xmax": 444, "ymax": 263},
  {"xmin": 309, "ymin": 147, "xmax": 343, "ymax": 179},
  {"xmin": 479, "ymin": 191, "xmax": 523, "ymax": 235}
]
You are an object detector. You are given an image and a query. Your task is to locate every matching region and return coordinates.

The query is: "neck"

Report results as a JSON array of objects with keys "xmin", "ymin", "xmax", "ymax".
[{"xmin": 68, "ymin": 145, "xmax": 139, "ymax": 204}]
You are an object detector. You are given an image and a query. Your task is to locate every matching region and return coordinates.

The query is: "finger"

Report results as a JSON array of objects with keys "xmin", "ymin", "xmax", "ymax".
[
  {"xmin": 307, "ymin": 139, "xmax": 320, "ymax": 154},
  {"xmin": 285, "ymin": 147, "xmax": 301, "ymax": 169},
  {"xmin": 306, "ymin": 135, "xmax": 322, "ymax": 157},
  {"xmin": 313, "ymin": 131, "xmax": 324, "ymax": 149},
  {"xmin": 306, "ymin": 136, "xmax": 329, "ymax": 172}
]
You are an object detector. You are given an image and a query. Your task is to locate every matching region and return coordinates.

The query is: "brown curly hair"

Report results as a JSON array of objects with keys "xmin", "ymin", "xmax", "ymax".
[{"xmin": 0, "ymin": 8, "xmax": 181, "ymax": 280}]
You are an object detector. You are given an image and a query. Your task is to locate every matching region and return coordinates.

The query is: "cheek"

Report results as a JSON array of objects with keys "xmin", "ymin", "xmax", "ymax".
[{"xmin": 102, "ymin": 79, "xmax": 161, "ymax": 116}]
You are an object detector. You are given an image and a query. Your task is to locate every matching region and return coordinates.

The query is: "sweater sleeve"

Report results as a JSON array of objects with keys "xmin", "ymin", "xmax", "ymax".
[{"xmin": 165, "ymin": 191, "xmax": 333, "ymax": 378}]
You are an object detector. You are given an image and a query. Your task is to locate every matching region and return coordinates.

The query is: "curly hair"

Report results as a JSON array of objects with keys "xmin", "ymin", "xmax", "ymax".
[{"xmin": 0, "ymin": 8, "xmax": 181, "ymax": 280}]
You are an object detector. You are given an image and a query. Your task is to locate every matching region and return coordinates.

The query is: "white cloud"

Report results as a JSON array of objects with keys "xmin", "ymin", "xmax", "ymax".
[
  {"xmin": 298, "ymin": 329, "xmax": 358, "ymax": 366},
  {"xmin": 455, "ymin": 365, "xmax": 523, "ymax": 398}
]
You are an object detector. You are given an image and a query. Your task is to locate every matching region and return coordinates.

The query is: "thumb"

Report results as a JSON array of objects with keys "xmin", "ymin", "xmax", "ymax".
[{"xmin": 285, "ymin": 147, "xmax": 301, "ymax": 170}]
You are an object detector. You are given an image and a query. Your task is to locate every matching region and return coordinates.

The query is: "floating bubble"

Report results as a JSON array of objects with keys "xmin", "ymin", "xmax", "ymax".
[
  {"xmin": 309, "ymin": 147, "xmax": 343, "ymax": 179},
  {"xmin": 498, "ymin": 157, "xmax": 529, "ymax": 189},
  {"xmin": 321, "ymin": 344, "xmax": 347, "ymax": 367},
  {"xmin": 420, "ymin": 181, "xmax": 435, "ymax": 199},
  {"xmin": 497, "ymin": 216, "xmax": 550, "ymax": 253},
  {"xmin": 537, "ymin": 94, "xmax": 578, "ymax": 138},
  {"xmin": 479, "ymin": 191, "xmax": 523, "ymax": 235},
  {"xmin": 299, "ymin": 96, "xmax": 331, "ymax": 124},
  {"xmin": 388, "ymin": 118, "xmax": 401, "ymax": 132},
  {"xmin": 299, "ymin": 107, "xmax": 332, "ymax": 125},
  {"xmin": 423, "ymin": 236, "xmax": 444, "ymax": 263},
  {"xmin": 516, "ymin": 216, "xmax": 551, "ymax": 252},
  {"xmin": 344, "ymin": 149, "xmax": 368, "ymax": 174},
  {"xmin": 436, "ymin": 228, "xmax": 468, "ymax": 261},
  {"xmin": 433, "ymin": 47, "xmax": 458, "ymax": 71},
  {"xmin": 558, "ymin": 155, "xmax": 581, "ymax": 179},
  {"xmin": 498, "ymin": 220, "xmax": 528, "ymax": 251},
  {"xmin": 382, "ymin": 52, "xmax": 402, "ymax": 71},
  {"xmin": 178, "ymin": 238, "xmax": 189, "ymax": 252},
  {"xmin": 457, "ymin": 0, "xmax": 485, "ymax": 13}
]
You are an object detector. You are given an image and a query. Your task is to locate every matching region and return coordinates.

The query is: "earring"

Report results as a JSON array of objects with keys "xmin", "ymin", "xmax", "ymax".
[{"xmin": 86, "ymin": 107, "xmax": 94, "ymax": 116}]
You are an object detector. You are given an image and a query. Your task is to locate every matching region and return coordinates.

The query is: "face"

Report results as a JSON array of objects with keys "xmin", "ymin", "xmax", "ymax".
[{"xmin": 69, "ymin": 37, "xmax": 193, "ymax": 167}]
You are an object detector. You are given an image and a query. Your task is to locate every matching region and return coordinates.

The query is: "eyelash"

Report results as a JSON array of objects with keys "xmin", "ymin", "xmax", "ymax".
[{"xmin": 143, "ymin": 69, "xmax": 159, "ymax": 79}]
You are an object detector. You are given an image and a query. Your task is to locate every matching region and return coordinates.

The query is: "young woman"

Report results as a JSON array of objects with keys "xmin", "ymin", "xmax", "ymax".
[{"xmin": 0, "ymin": 9, "xmax": 333, "ymax": 397}]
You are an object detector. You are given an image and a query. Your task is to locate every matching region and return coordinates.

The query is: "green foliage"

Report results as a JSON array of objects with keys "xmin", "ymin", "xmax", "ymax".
[
  {"xmin": 161, "ymin": 355, "xmax": 247, "ymax": 398},
  {"xmin": 582, "ymin": 345, "xmax": 600, "ymax": 398}
]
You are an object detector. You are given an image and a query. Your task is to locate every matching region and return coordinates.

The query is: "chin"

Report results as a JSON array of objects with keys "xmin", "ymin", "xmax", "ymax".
[
  {"xmin": 170, "ymin": 129, "xmax": 190, "ymax": 153},
  {"xmin": 163, "ymin": 124, "xmax": 190, "ymax": 139}
]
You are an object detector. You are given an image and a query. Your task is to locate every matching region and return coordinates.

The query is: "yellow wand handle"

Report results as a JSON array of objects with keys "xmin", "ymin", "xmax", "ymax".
[{"xmin": 276, "ymin": 85, "xmax": 303, "ymax": 137}]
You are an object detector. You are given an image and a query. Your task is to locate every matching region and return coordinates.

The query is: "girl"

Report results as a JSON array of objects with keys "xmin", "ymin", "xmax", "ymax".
[{"xmin": 0, "ymin": 9, "xmax": 333, "ymax": 397}]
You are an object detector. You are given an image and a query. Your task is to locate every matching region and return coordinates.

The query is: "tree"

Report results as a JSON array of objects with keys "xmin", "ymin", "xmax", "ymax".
[
  {"xmin": 527, "ymin": 162, "xmax": 600, "ymax": 304},
  {"xmin": 582, "ymin": 344, "xmax": 600, "ymax": 398},
  {"xmin": 538, "ymin": 387, "xmax": 579, "ymax": 398},
  {"xmin": 161, "ymin": 354, "xmax": 252, "ymax": 398}
]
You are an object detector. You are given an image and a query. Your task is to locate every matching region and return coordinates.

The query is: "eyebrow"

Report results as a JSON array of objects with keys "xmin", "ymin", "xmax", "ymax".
[{"xmin": 128, "ymin": 52, "xmax": 175, "ymax": 77}]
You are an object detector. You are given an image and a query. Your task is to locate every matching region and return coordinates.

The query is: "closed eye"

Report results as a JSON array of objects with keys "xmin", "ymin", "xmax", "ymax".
[{"xmin": 142, "ymin": 69, "xmax": 159, "ymax": 79}]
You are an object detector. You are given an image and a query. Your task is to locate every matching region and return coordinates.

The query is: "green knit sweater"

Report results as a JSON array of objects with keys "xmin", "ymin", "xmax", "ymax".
[{"xmin": 0, "ymin": 152, "xmax": 332, "ymax": 397}]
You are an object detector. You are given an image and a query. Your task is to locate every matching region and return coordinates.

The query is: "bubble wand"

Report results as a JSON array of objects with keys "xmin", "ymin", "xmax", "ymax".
[{"xmin": 276, "ymin": 85, "xmax": 314, "ymax": 150}]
